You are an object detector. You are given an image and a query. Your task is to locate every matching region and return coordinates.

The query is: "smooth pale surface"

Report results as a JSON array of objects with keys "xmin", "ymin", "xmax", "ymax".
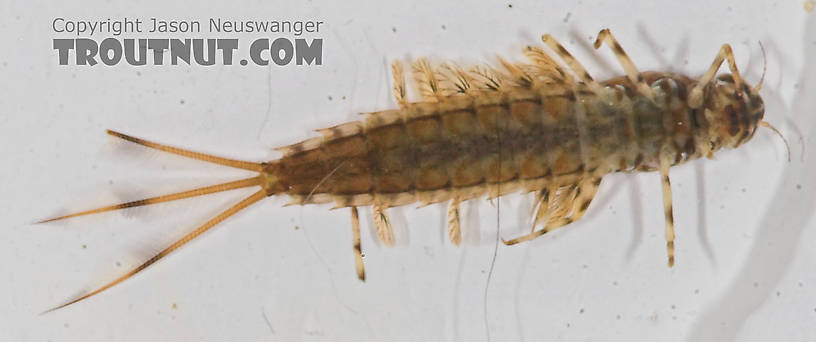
[{"xmin": 1, "ymin": 0, "xmax": 814, "ymax": 341}]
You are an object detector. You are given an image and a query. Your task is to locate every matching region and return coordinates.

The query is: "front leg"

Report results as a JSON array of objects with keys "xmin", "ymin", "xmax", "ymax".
[{"xmin": 688, "ymin": 44, "xmax": 745, "ymax": 108}]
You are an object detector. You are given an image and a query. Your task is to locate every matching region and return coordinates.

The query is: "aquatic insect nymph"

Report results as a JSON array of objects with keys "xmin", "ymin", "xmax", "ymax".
[{"xmin": 40, "ymin": 29, "xmax": 786, "ymax": 312}]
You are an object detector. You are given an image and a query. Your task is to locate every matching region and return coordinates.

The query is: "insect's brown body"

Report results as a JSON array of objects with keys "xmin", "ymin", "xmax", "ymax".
[
  {"xmin": 41, "ymin": 29, "xmax": 776, "ymax": 312},
  {"xmin": 271, "ymin": 71, "xmax": 759, "ymax": 207},
  {"xmin": 277, "ymin": 74, "xmax": 662, "ymax": 201}
]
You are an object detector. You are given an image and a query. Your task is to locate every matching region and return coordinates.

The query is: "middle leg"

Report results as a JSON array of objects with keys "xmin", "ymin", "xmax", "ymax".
[
  {"xmin": 593, "ymin": 28, "xmax": 653, "ymax": 99},
  {"xmin": 659, "ymin": 156, "xmax": 676, "ymax": 267}
]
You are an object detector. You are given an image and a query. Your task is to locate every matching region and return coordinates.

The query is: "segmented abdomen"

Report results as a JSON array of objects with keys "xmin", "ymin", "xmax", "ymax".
[{"xmin": 272, "ymin": 73, "xmax": 699, "ymax": 208}]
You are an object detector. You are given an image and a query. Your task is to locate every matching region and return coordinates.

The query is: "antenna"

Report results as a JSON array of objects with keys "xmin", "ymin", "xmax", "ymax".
[
  {"xmin": 760, "ymin": 121, "xmax": 791, "ymax": 162},
  {"xmin": 755, "ymin": 41, "xmax": 767, "ymax": 91}
]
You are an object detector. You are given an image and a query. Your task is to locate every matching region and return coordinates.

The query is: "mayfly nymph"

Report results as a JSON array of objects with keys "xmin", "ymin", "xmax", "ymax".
[{"xmin": 40, "ymin": 29, "xmax": 786, "ymax": 312}]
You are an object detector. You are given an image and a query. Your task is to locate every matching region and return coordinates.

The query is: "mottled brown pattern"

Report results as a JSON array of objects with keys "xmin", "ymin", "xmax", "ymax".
[{"xmin": 272, "ymin": 71, "xmax": 722, "ymax": 207}]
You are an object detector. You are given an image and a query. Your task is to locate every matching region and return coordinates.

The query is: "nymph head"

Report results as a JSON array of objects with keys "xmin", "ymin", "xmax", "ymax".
[
  {"xmin": 685, "ymin": 41, "xmax": 791, "ymax": 160},
  {"xmin": 691, "ymin": 61, "xmax": 789, "ymax": 161},
  {"xmin": 700, "ymin": 73, "xmax": 765, "ymax": 151}
]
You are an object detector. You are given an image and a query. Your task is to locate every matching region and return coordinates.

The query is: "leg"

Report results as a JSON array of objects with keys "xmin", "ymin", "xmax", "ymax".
[
  {"xmin": 593, "ymin": 29, "xmax": 653, "ymax": 99},
  {"xmin": 447, "ymin": 198, "xmax": 462, "ymax": 246},
  {"xmin": 541, "ymin": 34, "xmax": 602, "ymax": 91},
  {"xmin": 659, "ymin": 157, "xmax": 676, "ymax": 267},
  {"xmin": 391, "ymin": 60, "xmax": 407, "ymax": 108},
  {"xmin": 373, "ymin": 204, "xmax": 395, "ymax": 247},
  {"xmin": 688, "ymin": 44, "xmax": 745, "ymax": 108},
  {"xmin": 351, "ymin": 207, "xmax": 365, "ymax": 281}
]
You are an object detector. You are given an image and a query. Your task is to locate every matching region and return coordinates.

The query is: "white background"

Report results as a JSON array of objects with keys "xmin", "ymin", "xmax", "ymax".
[{"xmin": 1, "ymin": 0, "xmax": 815, "ymax": 341}]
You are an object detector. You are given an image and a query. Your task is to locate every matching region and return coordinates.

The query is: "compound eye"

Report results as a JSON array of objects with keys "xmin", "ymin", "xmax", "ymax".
[
  {"xmin": 716, "ymin": 74, "xmax": 735, "ymax": 85},
  {"xmin": 747, "ymin": 92, "xmax": 762, "ymax": 107}
]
